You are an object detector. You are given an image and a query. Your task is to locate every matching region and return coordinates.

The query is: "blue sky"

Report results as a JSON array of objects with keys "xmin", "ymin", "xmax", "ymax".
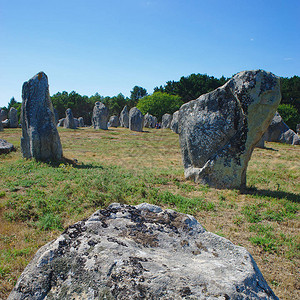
[{"xmin": 0, "ymin": 0, "xmax": 299, "ymax": 107}]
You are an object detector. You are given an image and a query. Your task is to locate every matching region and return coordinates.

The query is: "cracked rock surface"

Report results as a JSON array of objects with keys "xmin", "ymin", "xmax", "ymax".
[{"xmin": 9, "ymin": 203, "xmax": 278, "ymax": 299}]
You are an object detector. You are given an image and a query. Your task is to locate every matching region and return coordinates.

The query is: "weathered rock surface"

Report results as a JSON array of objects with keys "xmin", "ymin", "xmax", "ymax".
[
  {"xmin": 64, "ymin": 108, "xmax": 77, "ymax": 129},
  {"xmin": 9, "ymin": 203, "xmax": 278, "ymax": 300},
  {"xmin": 0, "ymin": 108, "xmax": 7, "ymax": 122},
  {"xmin": 0, "ymin": 139, "xmax": 15, "ymax": 154},
  {"xmin": 120, "ymin": 105, "xmax": 129, "ymax": 128},
  {"xmin": 9, "ymin": 107, "xmax": 18, "ymax": 128},
  {"xmin": 92, "ymin": 102, "xmax": 109, "ymax": 130},
  {"xmin": 258, "ymin": 112, "xmax": 300, "ymax": 147},
  {"xmin": 144, "ymin": 112, "xmax": 156, "ymax": 128},
  {"xmin": 162, "ymin": 113, "xmax": 173, "ymax": 129},
  {"xmin": 21, "ymin": 72, "xmax": 63, "ymax": 161},
  {"xmin": 109, "ymin": 115, "xmax": 120, "ymax": 127},
  {"xmin": 129, "ymin": 107, "xmax": 143, "ymax": 132},
  {"xmin": 179, "ymin": 70, "xmax": 281, "ymax": 189},
  {"xmin": 170, "ymin": 110, "xmax": 179, "ymax": 133},
  {"xmin": 78, "ymin": 117, "xmax": 84, "ymax": 127}
]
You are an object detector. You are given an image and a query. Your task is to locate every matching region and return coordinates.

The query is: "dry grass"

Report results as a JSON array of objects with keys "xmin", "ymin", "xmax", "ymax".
[{"xmin": 0, "ymin": 127, "xmax": 299, "ymax": 299}]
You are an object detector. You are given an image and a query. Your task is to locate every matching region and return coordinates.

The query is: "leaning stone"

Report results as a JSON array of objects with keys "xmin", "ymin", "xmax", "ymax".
[
  {"xmin": 9, "ymin": 107, "xmax": 18, "ymax": 128},
  {"xmin": 170, "ymin": 110, "xmax": 179, "ymax": 133},
  {"xmin": 92, "ymin": 102, "xmax": 109, "ymax": 130},
  {"xmin": 20, "ymin": 72, "xmax": 63, "ymax": 161},
  {"xmin": 78, "ymin": 117, "xmax": 84, "ymax": 127},
  {"xmin": 57, "ymin": 118, "xmax": 65, "ymax": 127},
  {"xmin": 109, "ymin": 115, "xmax": 120, "ymax": 127},
  {"xmin": 8, "ymin": 203, "xmax": 278, "ymax": 300},
  {"xmin": 120, "ymin": 105, "xmax": 129, "ymax": 128},
  {"xmin": 179, "ymin": 70, "xmax": 281, "ymax": 189},
  {"xmin": 64, "ymin": 108, "xmax": 77, "ymax": 129},
  {"xmin": 162, "ymin": 113, "xmax": 172, "ymax": 129},
  {"xmin": 129, "ymin": 107, "xmax": 143, "ymax": 132},
  {"xmin": 258, "ymin": 112, "xmax": 299, "ymax": 146},
  {"xmin": 0, "ymin": 139, "xmax": 15, "ymax": 154}
]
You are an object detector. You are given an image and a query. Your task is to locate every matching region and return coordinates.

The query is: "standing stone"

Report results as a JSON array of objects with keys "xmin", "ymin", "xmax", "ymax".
[
  {"xmin": 8, "ymin": 203, "xmax": 279, "ymax": 300},
  {"xmin": 57, "ymin": 118, "xmax": 65, "ymax": 127},
  {"xmin": 21, "ymin": 72, "xmax": 63, "ymax": 161},
  {"xmin": 258, "ymin": 112, "xmax": 300, "ymax": 147},
  {"xmin": 109, "ymin": 115, "xmax": 120, "ymax": 127},
  {"xmin": 64, "ymin": 108, "xmax": 77, "ymax": 129},
  {"xmin": 120, "ymin": 105, "xmax": 129, "ymax": 128},
  {"xmin": 0, "ymin": 109, "xmax": 7, "ymax": 122},
  {"xmin": 144, "ymin": 112, "xmax": 156, "ymax": 128},
  {"xmin": 78, "ymin": 117, "xmax": 84, "ymax": 127},
  {"xmin": 162, "ymin": 113, "xmax": 173, "ymax": 129},
  {"xmin": 92, "ymin": 102, "xmax": 109, "ymax": 130},
  {"xmin": 170, "ymin": 110, "xmax": 179, "ymax": 133},
  {"xmin": 9, "ymin": 107, "xmax": 18, "ymax": 128},
  {"xmin": 179, "ymin": 70, "xmax": 281, "ymax": 189},
  {"xmin": 129, "ymin": 107, "xmax": 143, "ymax": 132}
]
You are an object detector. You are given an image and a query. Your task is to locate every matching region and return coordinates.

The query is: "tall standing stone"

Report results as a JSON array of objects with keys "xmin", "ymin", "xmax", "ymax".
[
  {"xmin": 162, "ymin": 113, "xmax": 172, "ymax": 129},
  {"xmin": 92, "ymin": 102, "xmax": 109, "ymax": 130},
  {"xmin": 170, "ymin": 110, "xmax": 179, "ymax": 133},
  {"xmin": 21, "ymin": 72, "xmax": 63, "ymax": 161},
  {"xmin": 64, "ymin": 108, "xmax": 77, "ymax": 129},
  {"xmin": 179, "ymin": 70, "xmax": 281, "ymax": 189},
  {"xmin": 0, "ymin": 109, "xmax": 7, "ymax": 122},
  {"xmin": 129, "ymin": 107, "xmax": 143, "ymax": 132},
  {"xmin": 120, "ymin": 105, "xmax": 129, "ymax": 128},
  {"xmin": 9, "ymin": 107, "xmax": 18, "ymax": 128}
]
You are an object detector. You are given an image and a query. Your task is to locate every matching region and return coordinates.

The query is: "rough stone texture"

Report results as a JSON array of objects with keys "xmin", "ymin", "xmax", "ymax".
[
  {"xmin": 74, "ymin": 118, "xmax": 80, "ymax": 128},
  {"xmin": 0, "ymin": 139, "xmax": 15, "ymax": 154},
  {"xmin": 120, "ymin": 105, "xmax": 129, "ymax": 128},
  {"xmin": 162, "ymin": 113, "xmax": 173, "ymax": 129},
  {"xmin": 9, "ymin": 107, "xmax": 18, "ymax": 128},
  {"xmin": 170, "ymin": 110, "xmax": 179, "ymax": 133},
  {"xmin": 0, "ymin": 109, "xmax": 7, "ymax": 122},
  {"xmin": 144, "ymin": 112, "xmax": 156, "ymax": 128},
  {"xmin": 179, "ymin": 70, "xmax": 281, "ymax": 189},
  {"xmin": 57, "ymin": 118, "xmax": 65, "ymax": 127},
  {"xmin": 64, "ymin": 108, "xmax": 77, "ymax": 129},
  {"xmin": 92, "ymin": 102, "xmax": 109, "ymax": 130},
  {"xmin": 20, "ymin": 72, "xmax": 63, "ymax": 161},
  {"xmin": 78, "ymin": 117, "xmax": 84, "ymax": 127},
  {"xmin": 9, "ymin": 203, "xmax": 278, "ymax": 300},
  {"xmin": 109, "ymin": 115, "xmax": 120, "ymax": 127},
  {"xmin": 129, "ymin": 107, "xmax": 144, "ymax": 132},
  {"xmin": 258, "ymin": 112, "xmax": 300, "ymax": 147}
]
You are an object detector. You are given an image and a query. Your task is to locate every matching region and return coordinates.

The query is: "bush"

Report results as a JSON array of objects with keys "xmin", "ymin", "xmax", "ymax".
[{"xmin": 277, "ymin": 104, "xmax": 300, "ymax": 131}]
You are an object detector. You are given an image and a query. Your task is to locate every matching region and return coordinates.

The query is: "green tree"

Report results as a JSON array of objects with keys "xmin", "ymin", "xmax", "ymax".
[
  {"xmin": 280, "ymin": 76, "xmax": 300, "ymax": 113},
  {"xmin": 137, "ymin": 92, "xmax": 183, "ymax": 121},
  {"xmin": 277, "ymin": 104, "xmax": 300, "ymax": 131},
  {"xmin": 129, "ymin": 86, "xmax": 147, "ymax": 107}
]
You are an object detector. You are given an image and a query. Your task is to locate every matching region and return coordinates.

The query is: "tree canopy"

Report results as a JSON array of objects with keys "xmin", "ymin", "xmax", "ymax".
[{"xmin": 137, "ymin": 92, "xmax": 183, "ymax": 121}]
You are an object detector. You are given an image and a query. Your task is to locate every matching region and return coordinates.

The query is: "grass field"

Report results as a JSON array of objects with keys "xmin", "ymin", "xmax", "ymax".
[{"xmin": 0, "ymin": 127, "xmax": 299, "ymax": 299}]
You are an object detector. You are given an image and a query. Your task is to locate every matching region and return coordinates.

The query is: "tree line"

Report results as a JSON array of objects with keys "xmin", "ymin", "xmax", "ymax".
[{"xmin": 1, "ymin": 73, "xmax": 299, "ymax": 129}]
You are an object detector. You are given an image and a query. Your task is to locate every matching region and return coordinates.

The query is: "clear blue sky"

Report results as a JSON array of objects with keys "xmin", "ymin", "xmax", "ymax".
[{"xmin": 0, "ymin": 0, "xmax": 299, "ymax": 108}]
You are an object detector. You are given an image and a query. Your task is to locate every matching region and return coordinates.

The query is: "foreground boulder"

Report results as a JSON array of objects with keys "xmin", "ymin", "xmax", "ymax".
[
  {"xmin": 129, "ymin": 107, "xmax": 143, "ymax": 132},
  {"xmin": 9, "ymin": 107, "xmax": 18, "ymax": 128},
  {"xmin": 120, "ymin": 105, "xmax": 129, "ymax": 128},
  {"xmin": 9, "ymin": 203, "xmax": 278, "ymax": 299},
  {"xmin": 21, "ymin": 72, "xmax": 63, "ymax": 161},
  {"xmin": 64, "ymin": 108, "xmax": 77, "ymax": 129},
  {"xmin": 92, "ymin": 102, "xmax": 109, "ymax": 130},
  {"xmin": 0, "ymin": 139, "xmax": 15, "ymax": 154},
  {"xmin": 179, "ymin": 70, "xmax": 281, "ymax": 189},
  {"xmin": 162, "ymin": 113, "xmax": 172, "ymax": 129},
  {"xmin": 170, "ymin": 110, "xmax": 179, "ymax": 133},
  {"xmin": 258, "ymin": 112, "xmax": 299, "ymax": 147}
]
